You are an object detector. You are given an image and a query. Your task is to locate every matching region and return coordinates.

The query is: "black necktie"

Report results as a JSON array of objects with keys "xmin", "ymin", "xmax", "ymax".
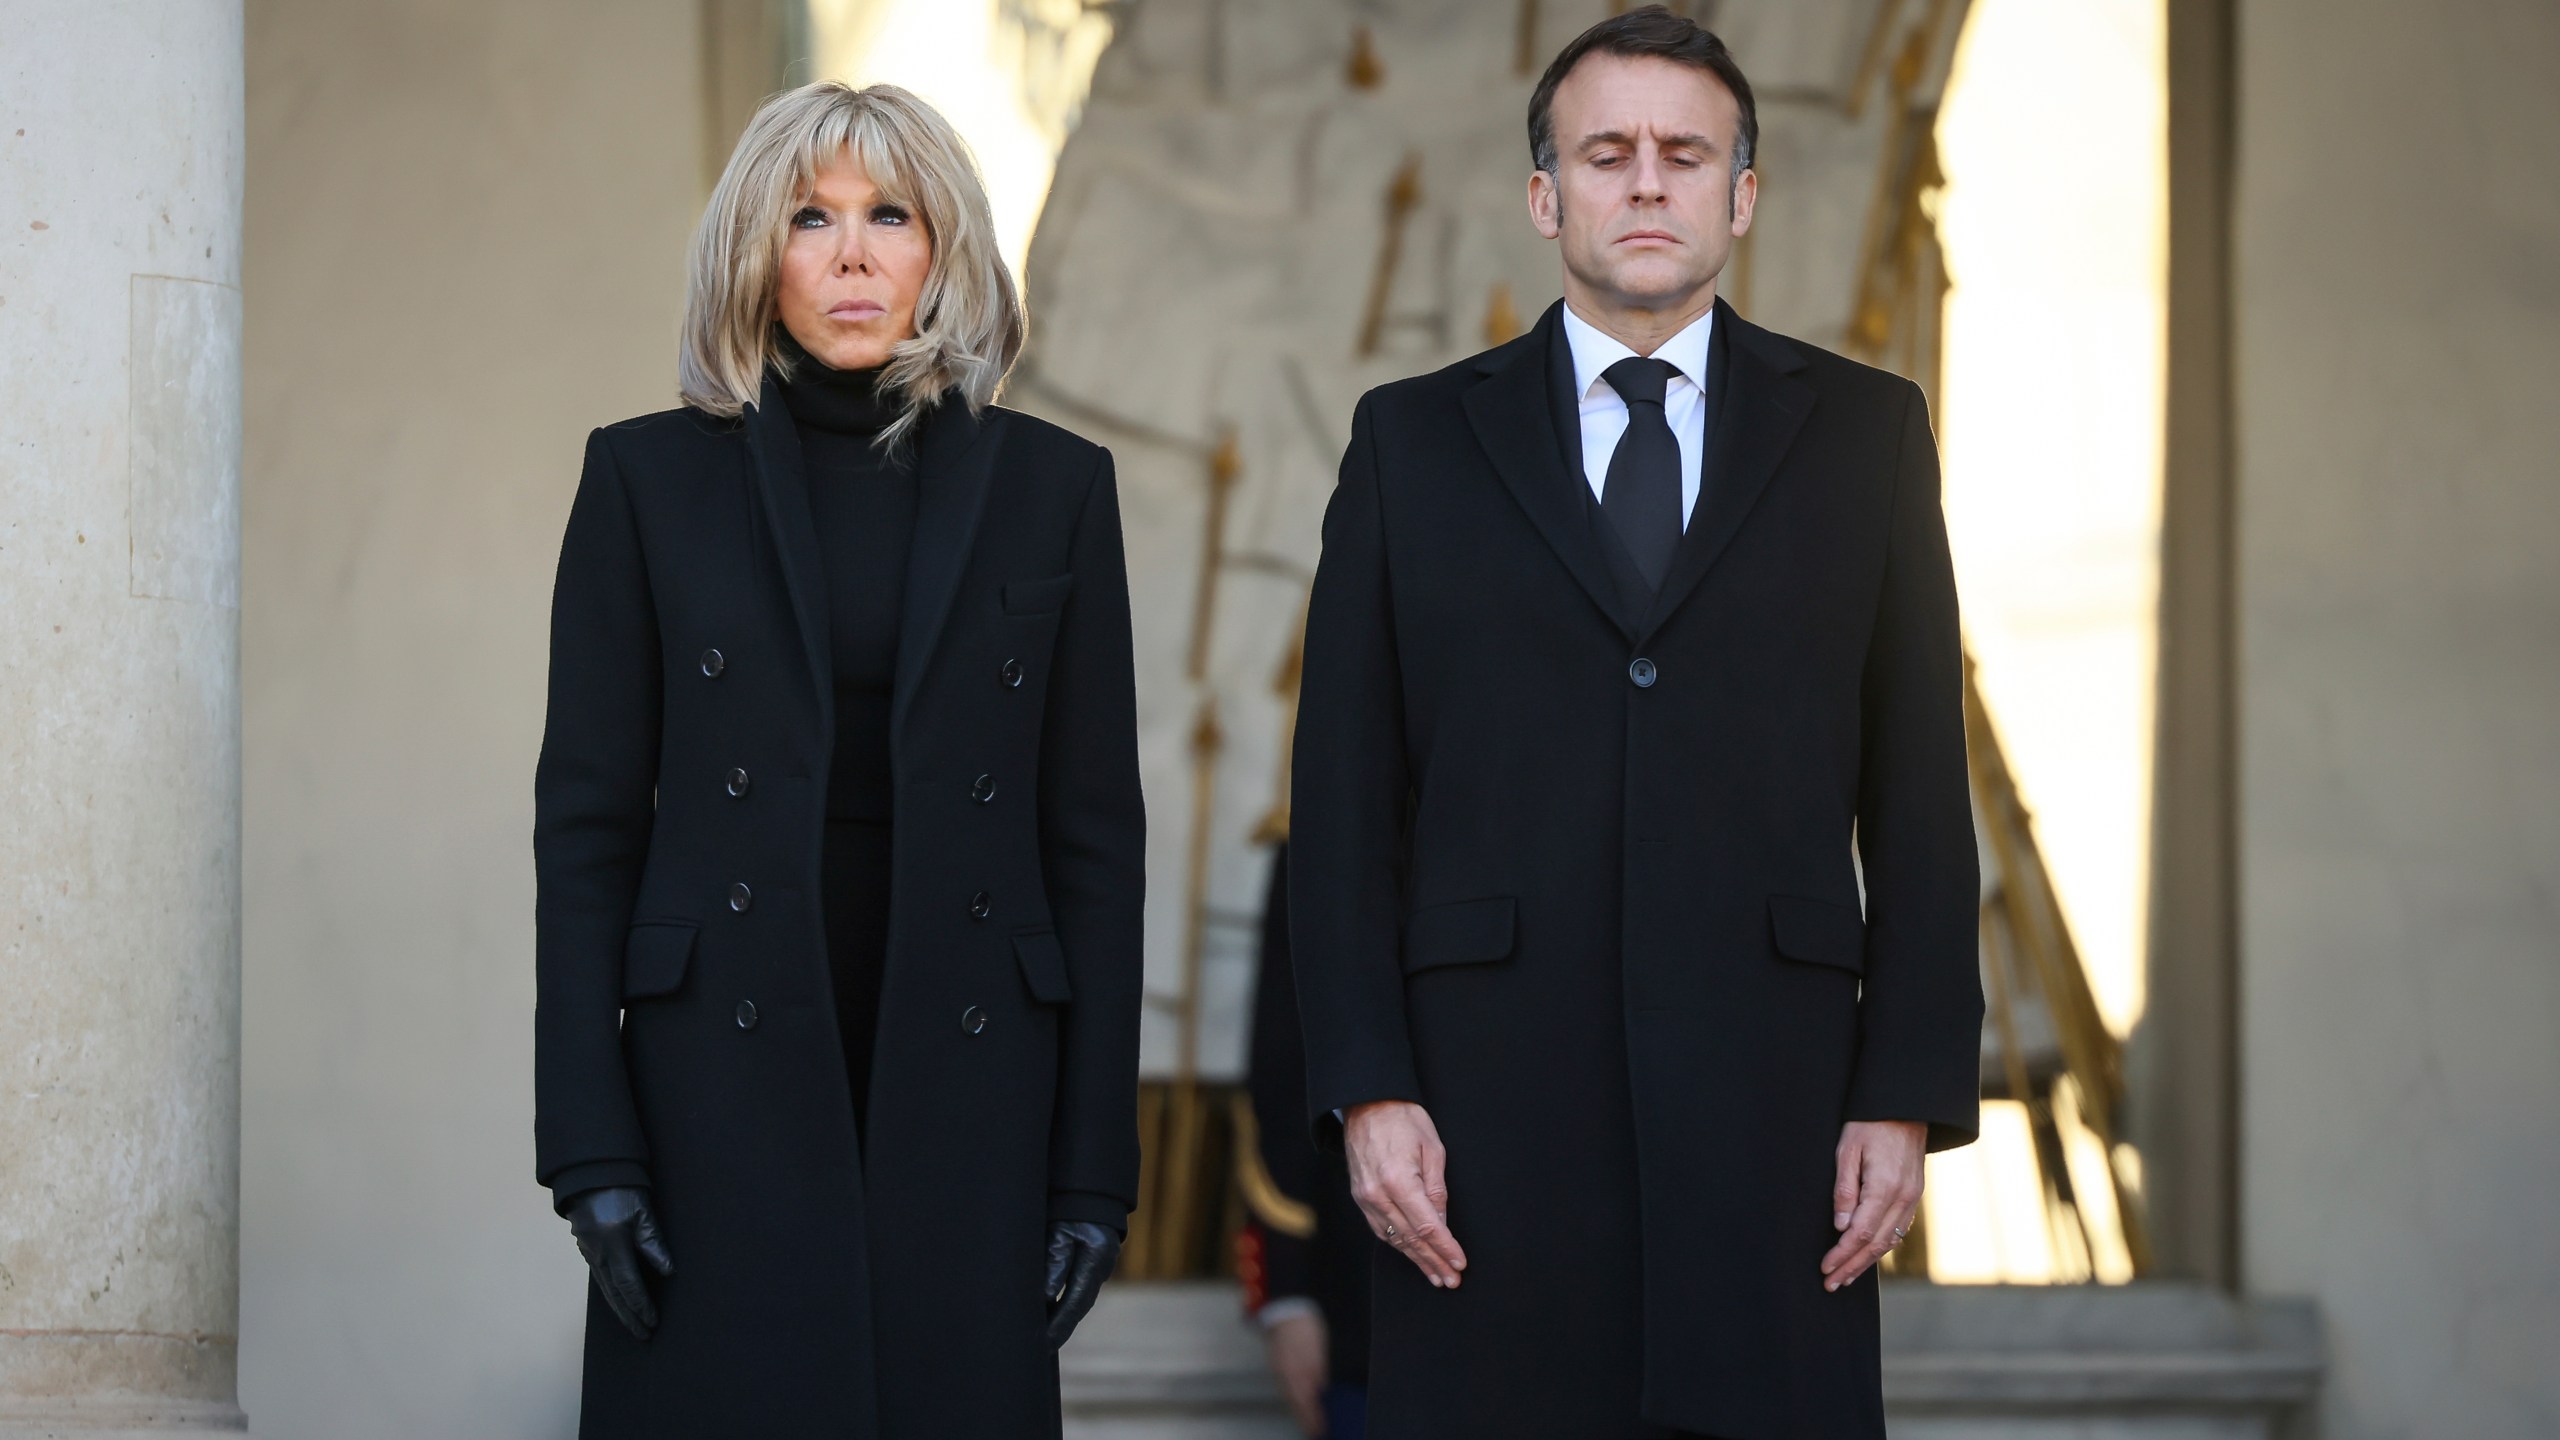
[{"xmin": 1599, "ymin": 356, "xmax": 1682, "ymax": 589}]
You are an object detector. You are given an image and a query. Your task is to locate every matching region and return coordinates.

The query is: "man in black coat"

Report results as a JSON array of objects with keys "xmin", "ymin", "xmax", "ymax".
[{"xmin": 1289, "ymin": 12, "xmax": 1982, "ymax": 1439}]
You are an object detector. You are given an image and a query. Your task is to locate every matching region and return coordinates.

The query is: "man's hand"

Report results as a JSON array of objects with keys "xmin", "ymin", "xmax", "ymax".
[
  {"xmin": 1262, "ymin": 1307, "xmax": 1330, "ymax": 1435},
  {"xmin": 565, "ymin": 1186, "xmax": 676, "ymax": 1339},
  {"xmin": 1343, "ymin": 1100, "xmax": 1466, "ymax": 1288},
  {"xmin": 1821, "ymin": 1120, "xmax": 1926, "ymax": 1291}
]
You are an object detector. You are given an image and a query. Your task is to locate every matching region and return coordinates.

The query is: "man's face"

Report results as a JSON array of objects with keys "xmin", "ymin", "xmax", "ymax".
[{"xmin": 1530, "ymin": 53, "xmax": 1756, "ymax": 314}]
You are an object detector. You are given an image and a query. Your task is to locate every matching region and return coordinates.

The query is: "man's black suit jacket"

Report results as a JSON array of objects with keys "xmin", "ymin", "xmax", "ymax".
[{"xmin": 1289, "ymin": 299, "xmax": 1981, "ymax": 1440}]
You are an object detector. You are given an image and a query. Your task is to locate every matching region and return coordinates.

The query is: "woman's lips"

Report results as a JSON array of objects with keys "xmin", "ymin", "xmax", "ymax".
[{"xmin": 828, "ymin": 301, "xmax": 887, "ymax": 320}]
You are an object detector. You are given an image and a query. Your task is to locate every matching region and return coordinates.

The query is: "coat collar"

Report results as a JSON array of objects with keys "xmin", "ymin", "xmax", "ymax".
[
  {"xmin": 1463, "ymin": 301, "xmax": 1641, "ymax": 639},
  {"xmin": 889, "ymin": 391, "xmax": 1003, "ymax": 747},
  {"xmin": 743, "ymin": 373, "xmax": 830, "ymax": 716},
  {"xmin": 1464, "ymin": 297, "xmax": 1815, "ymax": 646},
  {"xmin": 1637, "ymin": 298, "xmax": 1813, "ymax": 642},
  {"xmin": 743, "ymin": 373, "xmax": 1004, "ymax": 748}
]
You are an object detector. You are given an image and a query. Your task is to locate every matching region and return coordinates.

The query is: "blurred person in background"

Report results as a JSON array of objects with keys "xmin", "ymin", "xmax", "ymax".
[
  {"xmin": 1239, "ymin": 844, "xmax": 1373, "ymax": 1438},
  {"xmin": 1290, "ymin": 9, "xmax": 1982, "ymax": 1437},
  {"xmin": 532, "ymin": 80, "xmax": 1144, "ymax": 1437}
]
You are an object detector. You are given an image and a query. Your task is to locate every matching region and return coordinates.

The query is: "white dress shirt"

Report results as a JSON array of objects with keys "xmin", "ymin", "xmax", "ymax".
[{"xmin": 1561, "ymin": 302, "xmax": 1715, "ymax": 529}]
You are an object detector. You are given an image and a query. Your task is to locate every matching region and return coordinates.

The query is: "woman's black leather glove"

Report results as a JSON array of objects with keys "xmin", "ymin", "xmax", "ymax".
[
  {"xmin": 566, "ymin": 1186, "xmax": 676, "ymax": 1340},
  {"xmin": 1043, "ymin": 1220, "xmax": 1121, "ymax": 1348}
]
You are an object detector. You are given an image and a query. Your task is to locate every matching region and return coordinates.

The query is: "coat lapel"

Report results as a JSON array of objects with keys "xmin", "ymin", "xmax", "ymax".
[
  {"xmin": 890, "ymin": 396, "xmax": 1004, "ymax": 748},
  {"xmin": 1463, "ymin": 302, "xmax": 1641, "ymax": 639},
  {"xmin": 744, "ymin": 374, "xmax": 832, "ymax": 721},
  {"xmin": 1640, "ymin": 300, "xmax": 1813, "ymax": 641}
]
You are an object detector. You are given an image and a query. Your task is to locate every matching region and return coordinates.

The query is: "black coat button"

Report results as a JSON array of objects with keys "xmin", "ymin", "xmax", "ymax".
[
  {"xmin": 971, "ymin": 773, "xmax": 997, "ymax": 804},
  {"xmin": 1629, "ymin": 657, "xmax": 1658, "ymax": 688},
  {"xmin": 1001, "ymin": 658, "xmax": 1025, "ymax": 688},
  {"xmin": 961, "ymin": 1005, "xmax": 988, "ymax": 1036},
  {"xmin": 735, "ymin": 1000, "xmax": 759, "ymax": 1030},
  {"xmin": 700, "ymin": 648, "xmax": 726, "ymax": 678},
  {"xmin": 970, "ymin": 891, "xmax": 993, "ymax": 920},
  {"xmin": 728, "ymin": 882, "xmax": 753, "ymax": 912},
  {"xmin": 725, "ymin": 767, "xmax": 750, "ymax": 798}
]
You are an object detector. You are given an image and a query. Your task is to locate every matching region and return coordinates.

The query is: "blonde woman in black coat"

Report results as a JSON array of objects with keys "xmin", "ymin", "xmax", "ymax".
[{"xmin": 533, "ymin": 81, "xmax": 1144, "ymax": 1437}]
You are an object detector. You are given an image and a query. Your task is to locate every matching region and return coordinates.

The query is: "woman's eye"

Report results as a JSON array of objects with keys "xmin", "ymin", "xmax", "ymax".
[
  {"xmin": 869, "ymin": 205, "xmax": 910, "ymax": 226},
  {"xmin": 792, "ymin": 206, "xmax": 830, "ymax": 229}
]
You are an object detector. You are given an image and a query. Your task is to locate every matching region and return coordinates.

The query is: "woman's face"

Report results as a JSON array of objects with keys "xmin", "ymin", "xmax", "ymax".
[{"xmin": 773, "ymin": 151, "xmax": 930, "ymax": 371}]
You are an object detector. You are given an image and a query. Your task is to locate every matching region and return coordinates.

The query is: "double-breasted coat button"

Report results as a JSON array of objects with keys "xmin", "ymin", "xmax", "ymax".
[
  {"xmin": 725, "ymin": 767, "xmax": 751, "ymax": 798},
  {"xmin": 969, "ymin": 891, "xmax": 993, "ymax": 920},
  {"xmin": 735, "ymin": 1000, "xmax": 759, "ymax": 1030},
  {"xmin": 1629, "ymin": 657, "xmax": 1658, "ymax": 688},
  {"xmin": 728, "ymin": 882, "xmax": 753, "ymax": 912},
  {"xmin": 961, "ymin": 1005, "xmax": 988, "ymax": 1035},
  {"xmin": 971, "ymin": 773, "xmax": 997, "ymax": 804},
  {"xmin": 700, "ymin": 648, "xmax": 726, "ymax": 678},
  {"xmin": 1001, "ymin": 658, "xmax": 1025, "ymax": 688}
]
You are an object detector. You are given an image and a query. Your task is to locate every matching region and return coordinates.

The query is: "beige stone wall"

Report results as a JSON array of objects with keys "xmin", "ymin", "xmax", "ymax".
[
  {"xmin": 2234, "ymin": 1, "xmax": 2560, "ymax": 1434},
  {"xmin": 239, "ymin": 2, "xmax": 707, "ymax": 1433},
  {"xmin": 0, "ymin": 0, "xmax": 246, "ymax": 1425}
]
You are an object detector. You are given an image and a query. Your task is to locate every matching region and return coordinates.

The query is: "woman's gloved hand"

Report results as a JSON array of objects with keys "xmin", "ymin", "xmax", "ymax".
[
  {"xmin": 566, "ymin": 1186, "xmax": 676, "ymax": 1340},
  {"xmin": 1042, "ymin": 1220, "xmax": 1121, "ymax": 1348}
]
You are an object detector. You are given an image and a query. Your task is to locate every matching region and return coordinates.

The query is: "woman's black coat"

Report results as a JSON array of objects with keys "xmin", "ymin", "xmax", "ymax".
[{"xmin": 533, "ymin": 375, "xmax": 1145, "ymax": 1437}]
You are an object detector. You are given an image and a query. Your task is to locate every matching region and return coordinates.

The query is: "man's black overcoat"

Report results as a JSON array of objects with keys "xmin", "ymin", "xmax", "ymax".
[
  {"xmin": 534, "ymin": 376, "xmax": 1144, "ymax": 1438},
  {"xmin": 1290, "ymin": 300, "xmax": 1981, "ymax": 1440}
]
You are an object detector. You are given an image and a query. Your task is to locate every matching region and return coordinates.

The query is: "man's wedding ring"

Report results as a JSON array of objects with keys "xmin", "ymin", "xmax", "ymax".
[{"xmin": 1384, "ymin": 1223, "xmax": 1398, "ymax": 1239}]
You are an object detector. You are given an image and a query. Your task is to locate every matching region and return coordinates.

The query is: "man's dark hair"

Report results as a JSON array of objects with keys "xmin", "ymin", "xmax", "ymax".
[{"xmin": 1527, "ymin": 6, "xmax": 1758, "ymax": 185}]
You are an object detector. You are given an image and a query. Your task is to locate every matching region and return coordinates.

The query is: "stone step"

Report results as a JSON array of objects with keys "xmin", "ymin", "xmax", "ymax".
[
  {"xmin": 1062, "ymin": 1279, "xmax": 2322, "ymax": 1440},
  {"xmin": 1060, "ymin": 1281, "xmax": 1296, "ymax": 1440}
]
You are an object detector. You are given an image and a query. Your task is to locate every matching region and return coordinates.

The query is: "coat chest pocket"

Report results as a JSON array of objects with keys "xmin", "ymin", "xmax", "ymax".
[
  {"xmin": 1013, "ymin": 930, "xmax": 1072, "ymax": 1004},
  {"xmin": 1002, "ymin": 573, "xmax": 1075, "ymax": 615},
  {"xmin": 623, "ymin": 921, "xmax": 699, "ymax": 999},
  {"xmin": 1767, "ymin": 893, "xmax": 1864, "ymax": 975},
  {"xmin": 1401, "ymin": 896, "xmax": 1516, "ymax": 975}
]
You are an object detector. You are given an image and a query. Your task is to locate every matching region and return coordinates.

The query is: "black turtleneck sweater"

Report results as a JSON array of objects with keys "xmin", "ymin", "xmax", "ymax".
[{"xmin": 773, "ymin": 334, "xmax": 917, "ymax": 1137}]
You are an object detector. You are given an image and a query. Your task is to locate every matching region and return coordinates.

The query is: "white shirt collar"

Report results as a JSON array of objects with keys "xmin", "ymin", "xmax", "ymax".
[{"xmin": 1561, "ymin": 301, "xmax": 1716, "ymax": 404}]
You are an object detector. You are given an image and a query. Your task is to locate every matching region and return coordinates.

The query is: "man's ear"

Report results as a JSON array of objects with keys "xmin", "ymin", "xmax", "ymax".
[
  {"xmin": 1528, "ymin": 169, "xmax": 1562, "ymax": 241},
  {"xmin": 1730, "ymin": 167, "xmax": 1758, "ymax": 239}
]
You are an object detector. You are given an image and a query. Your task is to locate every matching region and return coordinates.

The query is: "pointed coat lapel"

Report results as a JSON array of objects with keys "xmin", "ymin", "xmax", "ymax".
[
  {"xmin": 890, "ymin": 395, "xmax": 1003, "ymax": 748},
  {"xmin": 744, "ymin": 375, "xmax": 832, "ymax": 720},
  {"xmin": 1463, "ymin": 302, "xmax": 1641, "ymax": 639},
  {"xmin": 1641, "ymin": 300, "xmax": 1813, "ymax": 640}
]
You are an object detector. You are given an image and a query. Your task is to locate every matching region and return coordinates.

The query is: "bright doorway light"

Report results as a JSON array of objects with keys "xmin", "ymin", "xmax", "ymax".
[{"xmin": 1922, "ymin": 0, "xmax": 2165, "ymax": 1284}]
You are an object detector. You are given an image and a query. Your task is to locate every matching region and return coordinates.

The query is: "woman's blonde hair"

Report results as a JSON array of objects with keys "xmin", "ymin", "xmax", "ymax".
[{"xmin": 679, "ymin": 81, "xmax": 1025, "ymax": 447}]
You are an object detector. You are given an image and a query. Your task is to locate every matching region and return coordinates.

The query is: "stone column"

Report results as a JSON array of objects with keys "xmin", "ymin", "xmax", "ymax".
[{"xmin": 0, "ymin": 2, "xmax": 248, "ymax": 1434}]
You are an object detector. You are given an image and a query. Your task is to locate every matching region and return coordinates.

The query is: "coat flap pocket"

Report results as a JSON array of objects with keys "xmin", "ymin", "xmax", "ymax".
[
  {"xmin": 1401, "ymin": 897, "xmax": 1517, "ymax": 976},
  {"xmin": 623, "ymin": 921, "xmax": 699, "ymax": 999},
  {"xmin": 1002, "ymin": 573, "xmax": 1076, "ymax": 615},
  {"xmin": 1768, "ymin": 893, "xmax": 1865, "ymax": 975},
  {"xmin": 1014, "ymin": 930, "xmax": 1072, "ymax": 1004}
]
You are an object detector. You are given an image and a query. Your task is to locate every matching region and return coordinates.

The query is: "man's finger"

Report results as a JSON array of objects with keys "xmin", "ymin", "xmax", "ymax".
[
  {"xmin": 1831, "ymin": 1138, "xmax": 1863, "ymax": 1230},
  {"xmin": 1821, "ymin": 1182, "xmax": 1900, "ymax": 1286},
  {"xmin": 1421, "ymin": 1138, "xmax": 1451, "ymax": 1221},
  {"xmin": 1383, "ymin": 1173, "xmax": 1465, "ymax": 1287},
  {"xmin": 1823, "ymin": 1168, "xmax": 1918, "ymax": 1289}
]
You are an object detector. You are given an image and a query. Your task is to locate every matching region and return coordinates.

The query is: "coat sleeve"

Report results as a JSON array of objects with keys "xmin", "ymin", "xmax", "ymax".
[
  {"xmin": 1289, "ymin": 394, "xmax": 1423, "ymax": 1150},
  {"xmin": 1844, "ymin": 381, "xmax": 1985, "ymax": 1151},
  {"xmin": 533, "ymin": 429, "xmax": 663, "ymax": 1205},
  {"xmin": 1036, "ymin": 447, "xmax": 1148, "ymax": 1229}
]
